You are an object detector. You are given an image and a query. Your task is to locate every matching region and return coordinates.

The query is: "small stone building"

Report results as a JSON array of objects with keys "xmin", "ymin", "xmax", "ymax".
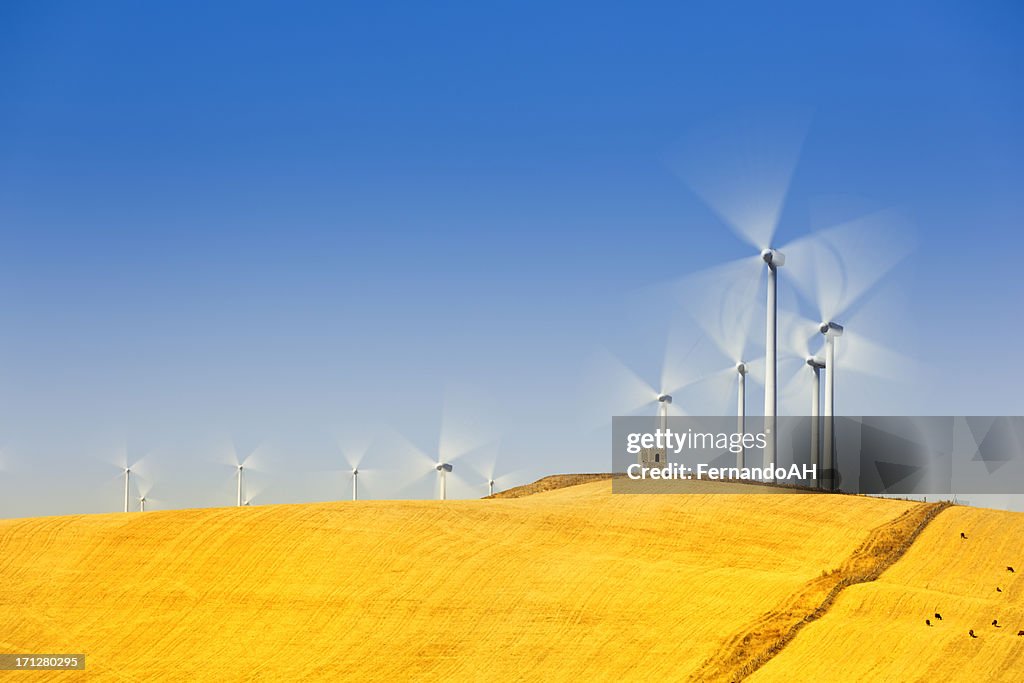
[{"xmin": 638, "ymin": 446, "xmax": 665, "ymax": 468}]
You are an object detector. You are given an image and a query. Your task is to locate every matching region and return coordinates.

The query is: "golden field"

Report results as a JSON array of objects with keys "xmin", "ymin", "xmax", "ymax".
[
  {"xmin": 0, "ymin": 478, "xmax": 1018, "ymax": 681},
  {"xmin": 750, "ymin": 504, "xmax": 1024, "ymax": 682}
]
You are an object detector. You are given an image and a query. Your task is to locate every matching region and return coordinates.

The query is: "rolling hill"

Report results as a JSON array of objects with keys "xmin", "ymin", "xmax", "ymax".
[{"xmin": 0, "ymin": 478, "xmax": 1016, "ymax": 680}]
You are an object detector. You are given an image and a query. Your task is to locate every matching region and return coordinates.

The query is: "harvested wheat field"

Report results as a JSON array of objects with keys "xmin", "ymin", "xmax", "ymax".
[
  {"xmin": 749, "ymin": 504, "xmax": 1024, "ymax": 682},
  {"xmin": 0, "ymin": 477, "xmax": 1015, "ymax": 681}
]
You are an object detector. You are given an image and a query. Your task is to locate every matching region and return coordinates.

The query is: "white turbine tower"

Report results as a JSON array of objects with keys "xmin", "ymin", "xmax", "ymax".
[
  {"xmin": 123, "ymin": 467, "xmax": 132, "ymax": 513},
  {"xmin": 488, "ymin": 478, "xmax": 495, "ymax": 496},
  {"xmin": 436, "ymin": 462, "xmax": 453, "ymax": 500},
  {"xmin": 657, "ymin": 393, "xmax": 672, "ymax": 434},
  {"xmin": 820, "ymin": 321, "xmax": 844, "ymax": 490},
  {"xmin": 236, "ymin": 464, "xmax": 244, "ymax": 507},
  {"xmin": 761, "ymin": 248, "xmax": 785, "ymax": 475},
  {"xmin": 139, "ymin": 494, "xmax": 147, "ymax": 512},
  {"xmin": 351, "ymin": 467, "xmax": 359, "ymax": 501},
  {"xmin": 806, "ymin": 355, "xmax": 826, "ymax": 484},
  {"xmin": 736, "ymin": 362, "xmax": 747, "ymax": 467}
]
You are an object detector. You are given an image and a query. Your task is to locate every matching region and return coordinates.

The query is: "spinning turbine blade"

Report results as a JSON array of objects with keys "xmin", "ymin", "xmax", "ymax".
[
  {"xmin": 337, "ymin": 431, "xmax": 376, "ymax": 471},
  {"xmin": 668, "ymin": 110, "xmax": 810, "ymax": 250},
  {"xmin": 658, "ymin": 312, "xmax": 710, "ymax": 403},
  {"xmin": 438, "ymin": 383, "xmax": 500, "ymax": 465},
  {"xmin": 783, "ymin": 207, "xmax": 915, "ymax": 322},
  {"xmin": 675, "ymin": 256, "xmax": 764, "ymax": 364},
  {"xmin": 580, "ymin": 348, "xmax": 658, "ymax": 419},
  {"xmin": 835, "ymin": 330, "xmax": 917, "ymax": 382}
]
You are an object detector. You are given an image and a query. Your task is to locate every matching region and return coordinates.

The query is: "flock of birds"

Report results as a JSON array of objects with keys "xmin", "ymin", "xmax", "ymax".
[{"xmin": 925, "ymin": 532, "xmax": 1023, "ymax": 638}]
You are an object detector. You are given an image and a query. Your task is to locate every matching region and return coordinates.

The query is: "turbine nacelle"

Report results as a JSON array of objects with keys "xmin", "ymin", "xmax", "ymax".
[
  {"xmin": 657, "ymin": 394, "xmax": 673, "ymax": 404},
  {"xmin": 435, "ymin": 463, "xmax": 453, "ymax": 473},
  {"xmin": 806, "ymin": 356, "xmax": 825, "ymax": 370},
  {"xmin": 761, "ymin": 248, "xmax": 785, "ymax": 269},
  {"xmin": 819, "ymin": 321, "xmax": 845, "ymax": 337},
  {"xmin": 735, "ymin": 362, "xmax": 747, "ymax": 375},
  {"xmin": 351, "ymin": 468, "xmax": 359, "ymax": 476}
]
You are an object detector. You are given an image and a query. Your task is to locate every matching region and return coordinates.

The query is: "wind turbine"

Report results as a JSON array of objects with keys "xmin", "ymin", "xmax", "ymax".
[
  {"xmin": 220, "ymin": 440, "xmax": 267, "ymax": 508},
  {"xmin": 669, "ymin": 110, "xmax": 809, "ymax": 468},
  {"xmin": 317, "ymin": 430, "xmax": 377, "ymax": 501},
  {"xmin": 383, "ymin": 429, "xmax": 475, "ymax": 501},
  {"xmin": 761, "ymin": 248, "xmax": 785, "ymax": 475},
  {"xmin": 103, "ymin": 446, "xmax": 151, "ymax": 514},
  {"xmin": 806, "ymin": 355, "xmax": 825, "ymax": 484},
  {"xmin": 136, "ymin": 477, "xmax": 162, "ymax": 513},
  {"xmin": 459, "ymin": 439, "xmax": 520, "ymax": 498},
  {"xmin": 819, "ymin": 321, "xmax": 844, "ymax": 490}
]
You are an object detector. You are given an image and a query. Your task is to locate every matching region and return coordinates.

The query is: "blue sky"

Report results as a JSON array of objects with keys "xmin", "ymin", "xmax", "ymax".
[{"xmin": 1, "ymin": 1, "xmax": 1023, "ymax": 516}]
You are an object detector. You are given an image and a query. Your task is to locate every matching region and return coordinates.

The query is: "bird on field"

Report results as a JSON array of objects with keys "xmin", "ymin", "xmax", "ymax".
[
  {"xmin": 961, "ymin": 532, "xmax": 967, "ymax": 539},
  {"xmin": 969, "ymin": 630, "xmax": 977, "ymax": 638},
  {"xmin": 1017, "ymin": 630, "xmax": 1024, "ymax": 636},
  {"xmin": 993, "ymin": 619, "xmax": 1000, "ymax": 627},
  {"xmin": 935, "ymin": 612, "xmax": 943, "ymax": 620},
  {"xmin": 1008, "ymin": 566, "xmax": 1015, "ymax": 573},
  {"xmin": 997, "ymin": 587, "xmax": 1002, "ymax": 592},
  {"xmin": 926, "ymin": 619, "xmax": 932, "ymax": 626}
]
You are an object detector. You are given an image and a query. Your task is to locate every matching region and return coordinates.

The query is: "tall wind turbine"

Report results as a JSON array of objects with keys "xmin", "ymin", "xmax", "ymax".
[
  {"xmin": 109, "ymin": 450, "xmax": 149, "ymax": 509},
  {"xmin": 819, "ymin": 321, "xmax": 844, "ymax": 489},
  {"xmin": 105, "ymin": 448, "xmax": 150, "ymax": 514},
  {"xmin": 322, "ymin": 430, "xmax": 377, "ymax": 502},
  {"xmin": 222, "ymin": 441, "xmax": 267, "ymax": 508},
  {"xmin": 806, "ymin": 355, "xmax": 825, "ymax": 484},
  {"xmin": 670, "ymin": 110, "xmax": 808, "ymax": 472},
  {"xmin": 385, "ymin": 430, "xmax": 474, "ymax": 501},
  {"xmin": 761, "ymin": 248, "xmax": 785, "ymax": 475}
]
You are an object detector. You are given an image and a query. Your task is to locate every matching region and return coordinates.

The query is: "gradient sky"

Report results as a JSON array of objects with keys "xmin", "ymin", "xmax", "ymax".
[{"xmin": 2, "ymin": 1, "xmax": 1023, "ymax": 516}]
